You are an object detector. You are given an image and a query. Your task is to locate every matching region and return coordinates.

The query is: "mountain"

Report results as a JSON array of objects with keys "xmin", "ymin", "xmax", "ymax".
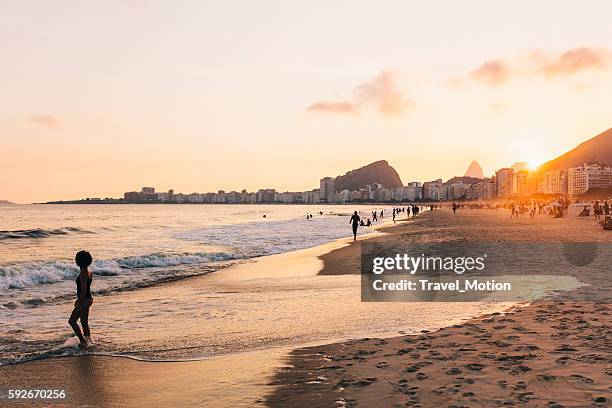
[
  {"xmin": 539, "ymin": 128, "xmax": 612, "ymax": 172},
  {"xmin": 0, "ymin": 200, "xmax": 14, "ymax": 205},
  {"xmin": 334, "ymin": 160, "xmax": 403, "ymax": 191},
  {"xmin": 463, "ymin": 161, "xmax": 484, "ymax": 179}
]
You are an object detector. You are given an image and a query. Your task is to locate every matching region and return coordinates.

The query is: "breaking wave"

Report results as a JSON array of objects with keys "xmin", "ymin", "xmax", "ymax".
[
  {"xmin": 0, "ymin": 251, "xmax": 239, "ymax": 293},
  {"xmin": 0, "ymin": 227, "xmax": 90, "ymax": 240}
]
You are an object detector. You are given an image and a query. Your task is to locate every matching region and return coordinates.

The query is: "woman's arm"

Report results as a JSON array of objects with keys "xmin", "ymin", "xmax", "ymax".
[{"xmin": 78, "ymin": 272, "xmax": 87, "ymax": 307}]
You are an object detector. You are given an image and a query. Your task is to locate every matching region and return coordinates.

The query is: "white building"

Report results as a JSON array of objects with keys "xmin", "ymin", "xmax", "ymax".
[
  {"xmin": 422, "ymin": 179, "xmax": 443, "ymax": 201},
  {"xmin": 495, "ymin": 168, "xmax": 514, "ymax": 197},
  {"xmin": 567, "ymin": 163, "xmax": 612, "ymax": 196},
  {"xmin": 319, "ymin": 177, "xmax": 336, "ymax": 203}
]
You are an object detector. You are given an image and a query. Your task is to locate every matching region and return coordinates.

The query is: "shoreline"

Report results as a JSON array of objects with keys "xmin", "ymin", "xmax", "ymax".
[{"xmin": 2, "ymin": 209, "xmax": 608, "ymax": 407}]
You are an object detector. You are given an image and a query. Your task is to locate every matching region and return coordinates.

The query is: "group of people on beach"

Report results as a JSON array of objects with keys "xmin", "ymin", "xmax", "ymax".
[
  {"xmin": 350, "ymin": 205, "xmax": 432, "ymax": 240},
  {"xmin": 390, "ymin": 205, "xmax": 426, "ymax": 222},
  {"xmin": 463, "ymin": 197, "xmax": 611, "ymax": 229}
]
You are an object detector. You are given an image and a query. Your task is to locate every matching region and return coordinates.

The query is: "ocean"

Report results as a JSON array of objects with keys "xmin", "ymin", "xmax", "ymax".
[{"xmin": 1, "ymin": 203, "xmax": 408, "ymax": 364}]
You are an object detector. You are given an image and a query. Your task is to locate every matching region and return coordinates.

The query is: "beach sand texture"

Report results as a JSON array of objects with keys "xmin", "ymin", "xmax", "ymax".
[{"xmin": 268, "ymin": 209, "xmax": 611, "ymax": 407}]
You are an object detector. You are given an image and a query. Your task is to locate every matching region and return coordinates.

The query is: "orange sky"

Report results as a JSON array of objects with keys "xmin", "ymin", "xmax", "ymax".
[{"xmin": 2, "ymin": 1, "xmax": 612, "ymax": 203}]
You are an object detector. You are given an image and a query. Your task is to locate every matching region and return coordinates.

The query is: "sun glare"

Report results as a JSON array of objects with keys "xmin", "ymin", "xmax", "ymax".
[{"xmin": 527, "ymin": 160, "xmax": 543, "ymax": 171}]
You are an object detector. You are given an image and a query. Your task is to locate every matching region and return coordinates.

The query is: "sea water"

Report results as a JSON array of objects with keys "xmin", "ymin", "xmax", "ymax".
[{"xmin": 0, "ymin": 203, "xmax": 400, "ymax": 364}]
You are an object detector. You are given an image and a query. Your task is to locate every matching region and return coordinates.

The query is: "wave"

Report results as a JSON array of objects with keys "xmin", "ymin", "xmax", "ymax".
[
  {"xmin": 177, "ymin": 215, "xmax": 371, "ymax": 258},
  {"xmin": 0, "ymin": 227, "xmax": 90, "ymax": 240},
  {"xmin": 0, "ymin": 251, "xmax": 239, "ymax": 293}
]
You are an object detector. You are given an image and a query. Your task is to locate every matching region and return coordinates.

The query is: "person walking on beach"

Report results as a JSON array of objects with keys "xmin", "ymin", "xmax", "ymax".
[
  {"xmin": 69, "ymin": 250, "xmax": 94, "ymax": 348},
  {"xmin": 594, "ymin": 201, "xmax": 602, "ymax": 221},
  {"xmin": 350, "ymin": 211, "xmax": 361, "ymax": 241},
  {"xmin": 393, "ymin": 208, "xmax": 396, "ymax": 223}
]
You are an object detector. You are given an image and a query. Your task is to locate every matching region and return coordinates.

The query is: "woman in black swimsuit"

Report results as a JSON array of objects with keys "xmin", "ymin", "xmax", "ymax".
[{"xmin": 69, "ymin": 250, "xmax": 93, "ymax": 348}]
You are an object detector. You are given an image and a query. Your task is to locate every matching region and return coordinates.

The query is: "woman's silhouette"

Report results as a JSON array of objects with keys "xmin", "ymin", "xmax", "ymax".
[
  {"xmin": 350, "ymin": 211, "xmax": 360, "ymax": 241},
  {"xmin": 69, "ymin": 250, "xmax": 94, "ymax": 348}
]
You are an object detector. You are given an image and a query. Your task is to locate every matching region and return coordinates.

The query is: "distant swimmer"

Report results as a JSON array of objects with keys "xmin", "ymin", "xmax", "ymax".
[
  {"xmin": 69, "ymin": 250, "xmax": 94, "ymax": 348},
  {"xmin": 350, "ymin": 211, "xmax": 361, "ymax": 241},
  {"xmin": 263, "ymin": 214, "xmax": 266, "ymax": 218}
]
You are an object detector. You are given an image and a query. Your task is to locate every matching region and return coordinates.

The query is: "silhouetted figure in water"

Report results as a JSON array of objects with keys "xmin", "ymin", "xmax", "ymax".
[
  {"xmin": 366, "ymin": 219, "xmax": 372, "ymax": 227},
  {"xmin": 452, "ymin": 202, "xmax": 458, "ymax": 215},
  {"xmin": 350, "ymin": 211, "xmax": 360, "ymax": 241},
  {"xmin": 69, "ymin": 250, "xmax": 93, "ymax": 348}
]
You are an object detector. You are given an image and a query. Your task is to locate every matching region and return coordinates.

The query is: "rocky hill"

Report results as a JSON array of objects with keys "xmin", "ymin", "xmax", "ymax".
[
  {"xmin": 539, "ymin": 127, "xmax": 612, "ymax": 172},
  {"xmin": 463, "ymin": 161, "xmax": 484, "ymax": 179},
  {"xmin": 334, "ymin": 160, "xmax": 403, "ymax": 191}
]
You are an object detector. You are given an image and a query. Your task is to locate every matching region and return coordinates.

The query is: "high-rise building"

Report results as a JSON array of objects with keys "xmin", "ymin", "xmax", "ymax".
[
  {"xmin": 256, "ymin": 189, "xmax": 276, "ymax": 203},
  {"xmin": 495, "ymin": 168, "xmax": 514, "ymax": 197},
  {"xmin": 540, "ymin": 169, "xmax": 568, "ymax": 195},
  {"xmin": 319, "ymin": 177, "xmax": 336, "ymax": 203},
  {"xmin": 141, "ymin": 187, "xmax": 155, "ymax": 194},
  {"xmin": 567, "ymin": 163, "xmax": 612, "ymax": 196},
  {"xmin": 422, "ymin": 179, "xmax": 443, "ymax": 201}
]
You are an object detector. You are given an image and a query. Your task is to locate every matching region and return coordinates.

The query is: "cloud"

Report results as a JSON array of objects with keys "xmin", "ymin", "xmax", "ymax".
[
  {"xmin": 468, "ymin": 60, "xmax": 510, "ymax": 86},
  {"xmin": 306, "ymin": 69, "xmax": 412, "ymax": 117},
  {"xmin": 539, "ymin": 47, "xmax": 608, "ymax": 77},
  {"xmin": 29, "ymin": 114, "xmax": 60, "ymax": 128},
  {"xmin": 460, "ymin": 46, "xmax": 610, "ymax": 86},
  {"xmin": 306, "ymin": 101, "xmax": 356, "ymax": 115}
]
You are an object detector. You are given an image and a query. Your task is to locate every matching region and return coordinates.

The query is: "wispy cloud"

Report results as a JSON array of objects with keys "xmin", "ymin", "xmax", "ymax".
[
  {"xmin": 29, "ymin": 114, "xmax": 60, "ymax": 128},
  {"xmin": 459, "ymin": 46, "xmax": 610, "ymax": 86},
  {"xmin": 539, "ymin": 47, "xmax": 608, "ymax": 77},
  {"xmin": 468, "ymin": 60, "xmax": 510, "ymax": 86},
  {"xmin": 306, "ymin": 101, "xmax": 356, "ymax": 115},
  {"xmin": 306, "ymin": 70, "xmax": 412, "ymax": 117}
]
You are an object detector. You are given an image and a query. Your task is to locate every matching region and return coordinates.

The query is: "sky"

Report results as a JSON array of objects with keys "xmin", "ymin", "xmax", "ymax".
[{"xmin": 2, "ymin": 1, "xmax": 612, "ymax": 203}]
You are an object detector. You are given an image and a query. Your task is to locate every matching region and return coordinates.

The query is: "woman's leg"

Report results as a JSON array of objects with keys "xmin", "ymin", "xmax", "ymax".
[
  {"xmin": 81, "ymin": 301, "xmax": 91, "ymax": 337},
  {"xmin": 68, "ymin": 306, "xmax": 85, "ymax": 343}
]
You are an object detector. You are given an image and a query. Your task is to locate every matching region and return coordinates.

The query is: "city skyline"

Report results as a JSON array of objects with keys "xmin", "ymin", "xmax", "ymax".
[
  {"xmin": 3, "ymin": 1, "xmax": 612, "ymax": 203},
  {"xmin": 42, "ymin": 158, "xmax": 612, "ymax": 206}
]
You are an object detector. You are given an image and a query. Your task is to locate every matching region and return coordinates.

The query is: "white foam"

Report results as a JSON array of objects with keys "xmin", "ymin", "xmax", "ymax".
[{"xmin": 0, "ymin": 252, "xmax": 238, "ymax": 293}]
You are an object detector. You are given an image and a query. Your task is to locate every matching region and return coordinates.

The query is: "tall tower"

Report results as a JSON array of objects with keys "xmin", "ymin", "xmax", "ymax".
[{"xmin": 319, "ymin": 177, "xmax": 335, "ymax": 203}]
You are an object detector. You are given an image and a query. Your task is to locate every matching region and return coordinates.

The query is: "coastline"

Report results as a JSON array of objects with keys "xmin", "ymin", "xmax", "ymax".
[{"xmin": 1, "ymin": 210, "xmax": 608, "ymax": 407}]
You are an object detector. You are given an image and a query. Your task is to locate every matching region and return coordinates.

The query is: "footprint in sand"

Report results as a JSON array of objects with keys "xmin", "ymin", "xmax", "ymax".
[
  {"xmin": 570, "ymin": 374, "xmax": 594, "ymax": 383},
  {"xmin": 465, "ymin": 363, "xmax": 485, "ymax": 371}
]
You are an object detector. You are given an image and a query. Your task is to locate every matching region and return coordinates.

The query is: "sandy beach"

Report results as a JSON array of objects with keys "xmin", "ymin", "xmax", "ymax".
[
  {"xmin": 1, "ymin": 209, "xmax": 610, "ymax": 407},
  {"xmin": 269, "ymin": 209, "xmax": 611, "ymax": 407}
]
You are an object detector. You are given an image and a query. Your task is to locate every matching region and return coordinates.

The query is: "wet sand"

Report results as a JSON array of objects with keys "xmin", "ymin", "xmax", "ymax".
[{"xmin": 1, "ymin": 209, "xmax": 609, "ymax": 407}]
